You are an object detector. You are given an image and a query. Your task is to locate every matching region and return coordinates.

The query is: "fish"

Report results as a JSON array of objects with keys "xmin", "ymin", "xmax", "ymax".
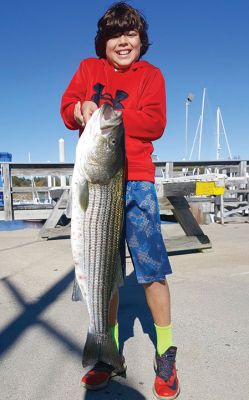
[{"xmin": 70, "ymin": 103, "xmax": 125, "ymax": 370}]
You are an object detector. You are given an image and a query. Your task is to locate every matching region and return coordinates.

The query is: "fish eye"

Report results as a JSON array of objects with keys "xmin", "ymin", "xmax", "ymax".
[{"xmin": 111, "ymin": 138, "xmax": 116, "ymax": 145}]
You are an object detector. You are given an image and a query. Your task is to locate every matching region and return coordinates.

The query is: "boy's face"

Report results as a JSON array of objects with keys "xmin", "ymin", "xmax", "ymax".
[{"xmin": 106, "ymin": 31, "xmax": 142, "ymax": 70}]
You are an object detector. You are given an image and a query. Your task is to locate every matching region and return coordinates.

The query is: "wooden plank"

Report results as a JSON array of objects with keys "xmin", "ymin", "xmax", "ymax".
[
  {"xmin": 9, "ymin": 163, "xmax": 74, "ymax": 169},
  {"xmin": 165, "ymin": 235, "xmax": 212, "ymax": 253},
  {"xmin": 0, "ymin": 209, "xmax": 51, "ymax": 221},
  {"xmin": 225, "ymin": 189, "xmax": 249, "ymax": 194},
  {"xmin": 223, "ymin": 204, "xmax": 249, "ymax": 217},
  {"xmin": 2, "ymin": 163, "xmax": 13, "ymax": 221},
  {"xmin": 216, "ymin": 215, "xmax": 249, "ymax": 223},
  {"xmin": 164, "ymin": 160, "xmax": 244, "ymax": 168},
  {"xmin": 12, "ymin": 186, "xmax": 70, "ymax": 193},
  {"xmin": 45, "ymin": 225, "xmax": 71, "ymax": 239},
  {"xmin": 6, "ymin": 160, "xmax": 248, "ymax": 172},
  {"xmin": 167, "ymin": 196, "xmax": 209, "ymax": 238},
  {"xmin": 158, "ymin": 197, "xmax": 174, "ymax": 210},
  {"xmin": 39, "ymin": 190, "xmax": 69, "ymax": 238},
  {"xmin": 12, "ymin": 204, "xmax": 53, "ymax": 210},
  {"xmin": 11, "ymin": 168, "xmax": 73, "ymax": 177},
  {"xmin": 58, "ymin": 198, "xmax": 69, "ymax": 209},
  {"xmin": 157, "ymin": 182, "xmax": 196, "ymax": 197},
  {"xmin": 10, "ymin": 163, "xmax": 74, "ymax": 177}
]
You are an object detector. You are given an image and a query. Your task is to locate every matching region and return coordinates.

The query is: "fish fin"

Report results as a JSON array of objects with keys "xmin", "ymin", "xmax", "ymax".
[
  {"xmin": 78, "ymin": 180, "xmax": 89, "ymax": 210},
  {"xmin": 82, "ymin": 332, "xmax": 124, "ymax": 370},
  {"xmin": 112, "ymin": 254, "xmax": 124, "ymax": 295},
  {"xmin": 72, "ymin": 278, "xmax": 84, "ymax": 302},
  {"xmin": 65, "ymin": 187, "xmax": 72, "ymax": 218}
]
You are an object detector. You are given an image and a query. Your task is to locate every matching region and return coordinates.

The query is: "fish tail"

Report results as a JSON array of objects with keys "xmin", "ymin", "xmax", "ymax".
[{"xmin": 82, "ymin": 331, "xmax": 124, "ymax": 371}]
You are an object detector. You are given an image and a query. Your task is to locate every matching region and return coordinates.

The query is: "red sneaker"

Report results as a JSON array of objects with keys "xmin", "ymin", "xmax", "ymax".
[
  {"xmin": 153, "ymin": 346, "xmax": 180, "ymax": 399},
  {"xmin": 81, "ymin": 360, "xmax": 126, "ymax": 390}
]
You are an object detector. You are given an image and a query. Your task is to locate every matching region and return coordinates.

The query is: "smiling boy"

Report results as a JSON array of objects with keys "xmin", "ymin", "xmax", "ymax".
[{"xmin": 61, "ymin": 2, "xmax": 180, "ymax": 399}]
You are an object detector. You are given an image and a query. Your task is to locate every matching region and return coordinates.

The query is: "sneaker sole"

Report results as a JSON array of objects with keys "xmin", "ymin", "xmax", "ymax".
[
  {"xmin": 81, "ymin": 364, "xmax": 127, "ymax": 391},
  {"xmin": 152, "ymin": 385, "xmax": 180, "ymax": 400}
]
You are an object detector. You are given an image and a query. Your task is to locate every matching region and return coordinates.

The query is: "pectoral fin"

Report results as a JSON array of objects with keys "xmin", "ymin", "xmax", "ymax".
[
  {"xmin": 65, "ymin": 187, "xmax": 72, "ymax": 218},
  {"xmin": 79, "ymin": 179, "xmax": 89, "ymax": 210}
]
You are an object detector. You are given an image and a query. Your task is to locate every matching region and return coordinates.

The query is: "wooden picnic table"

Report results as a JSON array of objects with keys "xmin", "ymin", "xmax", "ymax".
[{"xmin": 39, "ymin": 182, "xmax": 212, "ymax": 253}]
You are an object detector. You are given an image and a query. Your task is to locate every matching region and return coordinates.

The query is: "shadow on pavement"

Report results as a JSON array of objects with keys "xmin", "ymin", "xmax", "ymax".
[
  {"xmin": 0, "ymin": 268, "xmax": 155, "ymax": 359},
  {"xmin": 0, "ymin": 269, "xmax": 80, "ymax": 357},
  {"xmin": 1, "ymin": 267, "xmax": 150, "ymax": 398},
  {"xmin": 82, "ymin": 380, "xmax": 146, "ymax": 400},
  {"xmin": 118, "ymin": 271, "xmax": 156, "ymax": 352}
]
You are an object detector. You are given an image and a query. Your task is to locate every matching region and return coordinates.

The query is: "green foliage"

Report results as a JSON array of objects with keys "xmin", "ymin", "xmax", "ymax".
[
  {"xmin": 11, "ymin": 176, "xmax": 64, "ymax": 187},
  {"xmin": 33, "ymin": 177, "xmax": 47, "ymax": 186},
  {"xmin": 12, "ymin": 176, "xmax": 31, "ymax": 186}
]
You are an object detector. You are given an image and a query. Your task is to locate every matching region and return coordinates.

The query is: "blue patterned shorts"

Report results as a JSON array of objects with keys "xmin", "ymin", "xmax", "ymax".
[{"xmin": 123, "ymin": 181, "xmax": 172, "ymax": 284}]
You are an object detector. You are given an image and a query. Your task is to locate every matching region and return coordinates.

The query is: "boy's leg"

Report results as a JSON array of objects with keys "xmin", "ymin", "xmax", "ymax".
[
  {"xmin": 109, "ymin": 290, "xmax": 119, "ymax": 326},
  {"xmin": 143, "ymin": 280, "xmax": 171, "ymax": 326},
  {"xmin": 125, "ymin": 181, "xmax": 180, "ymax": 399},
  {"xmin": 109, "ymin": 291, "xmax": 120, "ymax": 351},
  {"xmin": 143, "ymin": 282, "xmax": 180, "ymax": 400}
]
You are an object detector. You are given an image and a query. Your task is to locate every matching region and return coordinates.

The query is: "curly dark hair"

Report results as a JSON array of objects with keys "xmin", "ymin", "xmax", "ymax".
[{"xmin": 95, "ymin": 2, "xmax": 149, "ymax": 59}]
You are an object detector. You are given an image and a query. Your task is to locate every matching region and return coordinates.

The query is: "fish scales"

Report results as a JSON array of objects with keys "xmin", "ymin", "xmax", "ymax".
[
  {"xmin": 70, "ymin": 103, "xmax": 125, "ymax": 369},
  {"xmin": 85, "ymin": 170, "xmax": 124, "ymax": 335}
]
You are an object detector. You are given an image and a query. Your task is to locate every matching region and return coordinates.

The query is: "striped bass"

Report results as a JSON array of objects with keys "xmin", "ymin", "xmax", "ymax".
[{"xmin": 70, "ymin": 103, "xmax": 125, "ymax": 370}]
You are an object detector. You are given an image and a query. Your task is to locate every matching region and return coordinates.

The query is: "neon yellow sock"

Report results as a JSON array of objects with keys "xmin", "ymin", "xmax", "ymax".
[
  {"xmin": 110, "ymin": 323, "xmax": 119, "ymax": 351},
  {"xmin": 154, "ymin": 323, "xmax": 173, "ymax": 356}
]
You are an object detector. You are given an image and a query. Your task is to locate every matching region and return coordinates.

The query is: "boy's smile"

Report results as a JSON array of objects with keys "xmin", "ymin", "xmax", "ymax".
[{"xmin": 106, "ymin": 31, "xmax": 142, "ymax": 70}]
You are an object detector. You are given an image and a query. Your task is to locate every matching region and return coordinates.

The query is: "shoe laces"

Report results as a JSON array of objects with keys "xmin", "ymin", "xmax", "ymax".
[{"xmin": 156, "ymin": 348, "xmax": 176, "ymax": 381}]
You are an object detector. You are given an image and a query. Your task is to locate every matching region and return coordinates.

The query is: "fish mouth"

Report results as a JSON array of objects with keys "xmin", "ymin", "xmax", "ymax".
[
  {"xmin": 101, "ymin": 102, "xmax": 113, "ymax": 114},
  {"xmin": 100, "ymin": 103, "xmax": 122, "ymax": 128}
]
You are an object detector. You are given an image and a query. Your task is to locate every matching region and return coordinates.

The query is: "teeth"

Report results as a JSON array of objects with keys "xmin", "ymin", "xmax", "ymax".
[{"xmin": 117, "ymin": 50, "xmax": 130, "ymax": 55}]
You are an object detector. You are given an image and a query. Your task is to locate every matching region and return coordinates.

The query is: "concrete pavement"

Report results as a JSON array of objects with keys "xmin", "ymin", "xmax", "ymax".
[{"xmin": 0, "ymin": 222, "xmax": 249, "ymax": 399}]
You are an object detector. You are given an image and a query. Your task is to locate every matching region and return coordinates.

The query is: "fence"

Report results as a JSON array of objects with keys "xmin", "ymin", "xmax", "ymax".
[{"xmin": 0, "ymin": 160, "xmax": 248, "ymax": 222}]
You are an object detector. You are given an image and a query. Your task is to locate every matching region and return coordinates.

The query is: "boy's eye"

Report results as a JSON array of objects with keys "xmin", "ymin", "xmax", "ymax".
[{"xmin": 126, "ymin": 31, "xmax": 138, "ymax": 37}]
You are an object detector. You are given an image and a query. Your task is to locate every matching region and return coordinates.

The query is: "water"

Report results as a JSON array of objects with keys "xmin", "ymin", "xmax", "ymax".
[{"xmin": 0, "ymin": 220, "xmax": 44, "ymax": 231}]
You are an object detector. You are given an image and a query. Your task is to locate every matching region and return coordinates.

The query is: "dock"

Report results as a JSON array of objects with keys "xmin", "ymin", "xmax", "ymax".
[
  {"xmin": 1, "ymin": 160, "xmax": 248, "ymax": 224},
  {"xmin": 1, "ymin": 160, "xmax": 249, "ymax": 255},
  {"xmin": 0, "ymin": 222, "xmax": 248, "ymax": 399}
]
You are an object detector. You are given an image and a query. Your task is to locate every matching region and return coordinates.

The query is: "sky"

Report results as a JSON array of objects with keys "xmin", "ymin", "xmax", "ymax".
[{"xmin": 0, "ymin": 0, "xmax": 249, "ymax": 163}]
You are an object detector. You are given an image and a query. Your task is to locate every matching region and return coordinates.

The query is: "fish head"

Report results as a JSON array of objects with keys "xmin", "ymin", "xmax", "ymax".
[{"xmin": 82, "ymin": 103, "xmax": 124, "ymax": 184}]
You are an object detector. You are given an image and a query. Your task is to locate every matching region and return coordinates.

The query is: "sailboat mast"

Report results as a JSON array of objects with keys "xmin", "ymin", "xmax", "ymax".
[
  {"xmin": 219, "ymin": 109, "xmax": 232, "ymax": 159},
  {"xmin": 216, "ymin": 107, "xmax": 221, "ymax": 160},
  {"xmin": 198, "ymin": 88, "xmax": 206, "ymax": 160}
]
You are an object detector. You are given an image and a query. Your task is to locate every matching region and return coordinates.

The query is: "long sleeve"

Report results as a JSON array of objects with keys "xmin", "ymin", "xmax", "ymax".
[
  {"xmin": 60, "ymin": 61, "xmax": 88, "ymax": 130},
  {"xmin": 122, "ymin": 69, "xmax": 166, "ymax": 141}
]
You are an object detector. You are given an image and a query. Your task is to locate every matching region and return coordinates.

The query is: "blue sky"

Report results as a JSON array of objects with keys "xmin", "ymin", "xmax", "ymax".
[{"xmin": 0, "ymin": 0, "xmax": 248, "ymax": 163}]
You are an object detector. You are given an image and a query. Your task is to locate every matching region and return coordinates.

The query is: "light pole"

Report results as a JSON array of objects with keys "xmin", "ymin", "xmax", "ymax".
[{"xmin": 185, "ymin": 93, "xmax": 194, "ymax": 160}]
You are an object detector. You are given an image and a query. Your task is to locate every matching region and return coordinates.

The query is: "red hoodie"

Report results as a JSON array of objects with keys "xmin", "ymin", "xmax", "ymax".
[{"xmin": 60, "ymin": 58, "xmax": 166, "ymax": 182}]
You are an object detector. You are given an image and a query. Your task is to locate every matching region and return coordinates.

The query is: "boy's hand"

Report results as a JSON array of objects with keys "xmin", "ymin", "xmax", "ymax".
[
  {"xmin": 82, "ymin": 101, "xmax": 98, "ymax": 124},
  {"xmin": 74, "ymin": 101, "xmax": 98, "ymax": 127}
]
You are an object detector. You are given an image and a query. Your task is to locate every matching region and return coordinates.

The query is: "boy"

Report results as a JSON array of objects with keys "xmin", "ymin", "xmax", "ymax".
[{"xmin": 61, "ymin": 2, "xmax": 180, "ymax": 399}]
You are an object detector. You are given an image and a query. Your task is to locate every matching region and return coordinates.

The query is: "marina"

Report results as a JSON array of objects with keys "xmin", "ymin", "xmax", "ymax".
[{"xmin": 1, "ymin": 160, "xmax": 248, "ymax": 224}]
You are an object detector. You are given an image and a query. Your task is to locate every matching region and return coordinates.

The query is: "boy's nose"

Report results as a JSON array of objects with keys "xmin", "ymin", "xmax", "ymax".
[{"xmin": 118, "ymin": 34, "xmax": 128, "ymax": 44}]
